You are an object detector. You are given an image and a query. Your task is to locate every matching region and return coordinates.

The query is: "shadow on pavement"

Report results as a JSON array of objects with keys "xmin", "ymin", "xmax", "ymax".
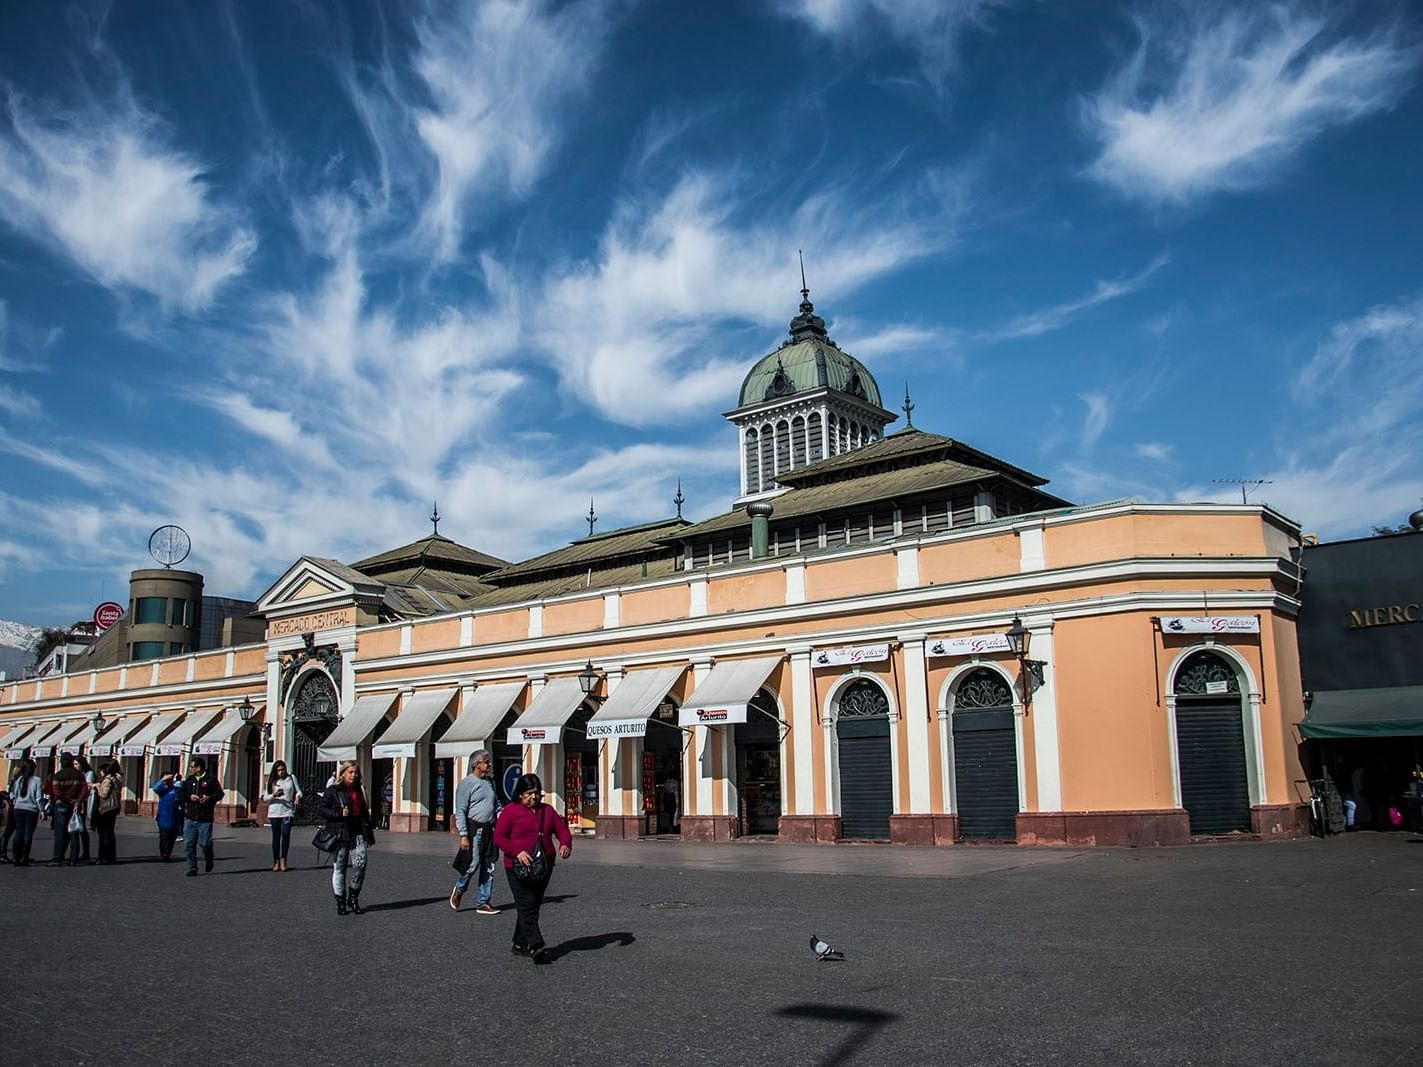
[
  {"xmin": 365, "ymin": 895, "xmax": 448, "ymax": 912},
  {"xmin": 774, "ymin": 1003, "xmax": 899, "ymax": 1066},
  {"xmin": 544, "ymin": 931, "xmax": 635, "ymax": 961}
]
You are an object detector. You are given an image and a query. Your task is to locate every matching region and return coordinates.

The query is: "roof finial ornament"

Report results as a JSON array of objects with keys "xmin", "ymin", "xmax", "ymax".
[
  {"xmin": 673, "ymin": 479, "xmax": 685, "ymax": 519},
  {"xmin": 798, "ymin": 248, "xmax": 809, "ymax": 306},
  {"xmin": 902, "ymin": 383, "xmax": 915, "ymax": 429},
  {"xmin": 430, "ymin": 500, "xmax": 441, "ymax": 536},
  {"xmin": 586, "ymin": 497, "xmax": 597, "ymax": 537}
]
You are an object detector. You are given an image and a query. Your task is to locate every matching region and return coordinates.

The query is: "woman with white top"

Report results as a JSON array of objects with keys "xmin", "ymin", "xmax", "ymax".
[
  {"xmin": 8, "ymin": 758, "xmax": 43, "ymax": 867},
  {"xmin": 263, "ymin": 760, "xmax": 303, "ymax": 872}
]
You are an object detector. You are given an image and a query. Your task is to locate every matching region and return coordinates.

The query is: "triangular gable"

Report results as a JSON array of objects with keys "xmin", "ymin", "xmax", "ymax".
[
  {"xmin": 292, "ymin": 576, "xmax": 340, "ymax": 600},
  {"xmin": 256, "ymin": 556, "xmax": 382, "ymax": 617}
]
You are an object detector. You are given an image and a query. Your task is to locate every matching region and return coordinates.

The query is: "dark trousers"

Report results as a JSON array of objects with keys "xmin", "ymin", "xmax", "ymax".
[
  {"xmin": 94, "ymin": 811, "xmax": 119, "ymax": 864},
  {"xmin": 50, "ymin": 803, "xmax": 78, "ymax": 863},
  {"xmin": 270, "ymin": 817, "xmax": 292, "ymax": 862},
  {"xmin": 505, "ymin": 868, "xmax": 552, "ymax": 951},
  {"xmin": 158, "ymin": 824, "xmax": 181, "ymax": 860},
  {"xmin": 78, "ymin": 829, "xmax": 91, "ymax": 861},
  {"xmin": 10, "ymin": 810, "xmax": 38, "ymax": 862}
]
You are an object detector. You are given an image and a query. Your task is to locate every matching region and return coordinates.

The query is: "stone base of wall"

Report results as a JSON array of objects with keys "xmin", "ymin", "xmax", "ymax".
[
  {"xmin": 596, "ymin": 815, "xmax": 646, "ymax": 840},
  {"xmin": 889, "ymin": 814, "xmax": 960, "ymax": 845},
  {"xmin": 386, "ymin": 812, "xmax": 428, "ymax": 834},
  {"xmin": 681, "ymin": 815, "xmax": 737, "ymax": 842},
  {"xmin": 1016, "ymin": 809, "xmax": 1193, "ymax": 847},
  {"xmin": 1251, "ymin": 803, "xmax": 1310, "ymax": 839},
  {"xmin": 216, "ymin": 802, "xmax": 252, "ymax": 824},
  {"xmin": 778, "ymin": 815, "xmax": 843, "ymax": 843}
]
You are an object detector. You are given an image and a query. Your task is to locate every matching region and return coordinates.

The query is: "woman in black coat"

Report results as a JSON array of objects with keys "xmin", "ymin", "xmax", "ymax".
[{"xmin": 320, "ymin": 761, "xmax": 375, "ymax": 915}]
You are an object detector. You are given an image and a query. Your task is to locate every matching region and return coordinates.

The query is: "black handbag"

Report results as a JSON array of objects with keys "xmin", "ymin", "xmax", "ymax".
[
  {"xmin": 512, "ymin": 808, "xmax": 550, "ymax": 883},
  {"xmin": 312, "ymin": 825, "xmax": 344, "ymax": 853},
  {"xmin": 452, "ymin": 845, "xmax": 472, "ymax": 874}
]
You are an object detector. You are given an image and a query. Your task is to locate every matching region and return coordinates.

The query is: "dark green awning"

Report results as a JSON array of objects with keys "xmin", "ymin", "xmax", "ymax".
[{"xmin": 1299, "ymin": 687, "xmax": 1423, "ymax": 738}]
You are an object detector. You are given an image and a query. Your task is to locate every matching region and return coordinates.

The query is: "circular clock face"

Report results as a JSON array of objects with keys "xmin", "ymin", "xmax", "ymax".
[{"xmin": 148, "ymin": 524, "xmax": 191, "ymax": 567}]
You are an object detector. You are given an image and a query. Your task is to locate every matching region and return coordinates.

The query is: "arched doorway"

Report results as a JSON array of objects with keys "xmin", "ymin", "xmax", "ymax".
[
  {"xmin": 242, "ymin": 727, "xmax": 261, "ymax": 820},
  {"xmin": 736, "ymin": 690, "xmax": 782, "ymax": 836},
  {"xmin": 835, "ymin": 678, "xmax": 893, "ymax": 840},
  {"xmin": 952, "ymin": 668, "xmax": 1019, "ymax": 840},
  {"xmin": 1173, "ymin": 651, "xmax": 1251, "ymax": 835},
  {"xmin": 289, "ymin": 671, "xmax": 338, "ymax": 823}
]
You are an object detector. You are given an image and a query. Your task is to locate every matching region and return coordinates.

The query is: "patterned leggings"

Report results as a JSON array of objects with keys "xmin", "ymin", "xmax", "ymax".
[{"xmin": 331, "ymin": 836, "xmax": 367, "ymax": 896}]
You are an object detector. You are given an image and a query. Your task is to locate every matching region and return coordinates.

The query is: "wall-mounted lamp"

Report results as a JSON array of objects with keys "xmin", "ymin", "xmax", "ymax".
[
  {"xmin": 577, "ymin": 661, "xmax": 603, "ymax": 703},
  {"xmin": 1004, "ymin": 615, "xmax": 1047, "ymax": 700},
  {"xmin": 91, "ymin": 711, "xmax": 106, "ymax": 735}
]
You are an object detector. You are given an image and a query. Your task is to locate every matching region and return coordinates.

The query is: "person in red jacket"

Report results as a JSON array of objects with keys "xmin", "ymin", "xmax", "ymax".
[{"xmin": 493, "ymin": 773, "xmax": 572, "ymax": 964}]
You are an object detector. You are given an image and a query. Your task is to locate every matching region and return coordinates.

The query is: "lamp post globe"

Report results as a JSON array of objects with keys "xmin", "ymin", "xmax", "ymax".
[
  {"xmin": 1005, "ymin": 615, "xmax": 1030, "ymax": 658},
  {"xmin": 237, "ymin": 696, "xmax": 256, "ymax": 723},
  {"xmin": 91, "ymin": 711, "xmax": 106, "ymax": 735},
  {"xmin": 578, "ymin": 661, "xmax": 599, "ymax": 696}
]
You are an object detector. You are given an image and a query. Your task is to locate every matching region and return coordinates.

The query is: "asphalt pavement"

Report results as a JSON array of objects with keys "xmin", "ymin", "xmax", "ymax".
[{"xmin": 2, "ymin": 824, "xmax": 1420, "ymax": 1066}]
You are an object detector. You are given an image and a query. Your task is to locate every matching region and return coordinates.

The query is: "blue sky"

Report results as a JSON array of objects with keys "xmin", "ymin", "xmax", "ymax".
[{"xmin": 0, "ymin": 1, "xmax": 1420, "ymax": 627}]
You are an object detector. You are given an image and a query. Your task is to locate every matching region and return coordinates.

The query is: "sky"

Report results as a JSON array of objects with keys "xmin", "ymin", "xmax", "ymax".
[{"xmin": 0, "ymin": 0, "xmax": 1421, "ymax": 628}]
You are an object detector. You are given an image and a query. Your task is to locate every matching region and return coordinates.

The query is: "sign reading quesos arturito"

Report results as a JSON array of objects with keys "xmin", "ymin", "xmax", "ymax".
[{"xmin": 268, "ymin": 607, "xmax": 355, "ymax": 636}]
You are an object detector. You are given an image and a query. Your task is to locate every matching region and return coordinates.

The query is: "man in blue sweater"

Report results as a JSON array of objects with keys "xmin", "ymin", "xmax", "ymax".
[{"xmin": 449, "ymin": 750, "xmax": 500, "ymax": 914}]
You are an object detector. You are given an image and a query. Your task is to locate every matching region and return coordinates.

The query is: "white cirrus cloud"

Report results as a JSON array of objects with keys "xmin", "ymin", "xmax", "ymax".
[
  {"xmin": 534, "ymin": 168, "xmax": 969, "ymax": 427},
  {"xmin": 982, "ymin": 253, "xmax": 1170, "ymax": 340},
  {"xmin": 0, "ymin": 90, "xmax": 255, "ymax": 312},
  {"xmin": 1135, "ymin": 441, "xmax": 1174, "ymax": 462},
  {"xmin": 1085, "ymin": 4, "xmax": 1417, "ymax": 205},
  {"xmin": 1078, "ymin": 391, "xmax": 1111, "ymax": 453}
]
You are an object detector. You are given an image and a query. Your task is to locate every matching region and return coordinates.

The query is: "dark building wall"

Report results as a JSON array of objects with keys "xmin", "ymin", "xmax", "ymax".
[{"xmin": 1298, "ymin": 534, "xmax": 1423, "ymax": 691}]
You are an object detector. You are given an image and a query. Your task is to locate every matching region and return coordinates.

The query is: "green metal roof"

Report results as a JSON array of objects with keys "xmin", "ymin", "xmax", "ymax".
[{"xmin": 737, "ymin": 339, "xmax": 883, "ymax": 410}]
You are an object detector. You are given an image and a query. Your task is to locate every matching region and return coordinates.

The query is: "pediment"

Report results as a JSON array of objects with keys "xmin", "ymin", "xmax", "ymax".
[{"xmin": 256, "ymin": 556, "xmax": 382, "ymax": 617}]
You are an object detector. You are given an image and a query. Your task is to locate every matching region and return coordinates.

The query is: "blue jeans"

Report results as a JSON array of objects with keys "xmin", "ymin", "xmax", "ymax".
[
  {"xmin": 183, "ymin": 820, "xmax": 213, "ymax": 872},
  {"xmin": 50, "ymin": 803, "xmax": 78, "ymax": 863},
  {"xmin": 270, "ymin": 817, "xmax": 292, "ymax": 862},
  {"xmin": 10, "ymin": 809, "xmax": 38, "ymax": 862},
  {"xmin": 452, "ymin": 826, "xmax": 496, "ymax": 905}
]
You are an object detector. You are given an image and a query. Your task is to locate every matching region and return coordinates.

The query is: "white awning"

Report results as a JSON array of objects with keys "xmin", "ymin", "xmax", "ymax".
[
  {"xmin": 2, "ymin": 723, "xmax": 39, "ymax": 759},
  {"xmin": 89, "ymin": 715, "xmax": 148, "ymax": 758},
  {"xmin": 371, "ymin": 688, "xmax": 458, "ymax": 759},
  {"xmin": 318, "ymin": 691, "xmax": 399, "ymax": 761},
  {"xmin": 59, "ymin": 718, "xmax": 101, "ymax": 755},
  {"xmin": 193, "ymin": 709, "xmax": 255, "ymax": 755},
  {"xmin": 29, "ymin": 720, "xmax": 84, "ymax": 758},
  {"xmin": 156, "ymin": 709, "xmax": 223, "ymax": 757},
  {"xmin": 586, "ymin": 667, "xmax": 685, "ymax": 740},
  {"xmin": 434, "ymin": 683, "xmax": 524, "ymax": 759},
  {"xmin": 119, "ymin": 711, "xmax": 180, "ymax": 757},
  {"xmin": 506, "ymin": 677, "xmax": 587, "ymax": 746},
  {"xmin": 678, "ymin": 656, "xmax": 781, "ymax": 726}
]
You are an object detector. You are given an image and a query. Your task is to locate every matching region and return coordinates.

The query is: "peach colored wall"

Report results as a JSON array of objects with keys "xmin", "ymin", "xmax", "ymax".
[
  {"xmin": 40, "ymin": 678, "xmax": 63, "ymax": 701},
  {"xmin": 158, "ymin": 659, "xmax": 187, "ymax": 686},
  {"xmin": 1265, "ymin": 614, "xmax": 1308, "ymax": 805},
  {"xmin": 1046, "ymin": 513, "xmax": 1275, "ymax": 569},
  {"xmin": 918, "ymin": 535, "xmax": 1019, "ymax": 586},
  {"xmin": 707, "ymin": 569, "xmax": 784, "ymax": 615},
  {"xmin": 232, "ymin": 648, "xmax": 265, "ymax": 676},
  {"xmin": 194, "ymin": 654, "xmax": 227, "ymax": 681},
  {"xmin": 620, "ymin": 585, "xmax": 688, "ymax": 628},
  {"xmin": 412, "ymin": 618, "xmax": 461, "ymax": 654},
  {"xmin": 477, "ymin": 610, "xmax": 529, "ymax": 645},
  {"xmin": 358, "ymin": 628, "xmax": 401, "ymax": 659},
  {"xmin": 543, "ymin": 597, "xmax": 604, "ymax": 638},
  {"xmin": 806, "ymin": 554, "xmax": 898, "ymax": 601},
  {"xmin": 1054, "ymin": 612, "xmax": 1174, "ymax": 811},
  {"xmin": 95, "ymin": 669, "xmax": 123, "ymax": 694}
]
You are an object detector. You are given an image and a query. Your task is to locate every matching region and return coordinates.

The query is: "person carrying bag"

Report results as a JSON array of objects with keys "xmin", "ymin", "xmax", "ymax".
[
  {"xmin": 492, "ymin": 773, "xmax": 572, "ymax": 964},
  {"xmin": 319, "ymin": 761, "xmax": 375, "ymax": 916}
]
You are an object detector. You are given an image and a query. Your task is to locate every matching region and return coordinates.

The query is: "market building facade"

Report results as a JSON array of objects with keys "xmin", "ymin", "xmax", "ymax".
[{"xmin": 0, "ymin": 292, "xmax": 1311, "ymax": 844}]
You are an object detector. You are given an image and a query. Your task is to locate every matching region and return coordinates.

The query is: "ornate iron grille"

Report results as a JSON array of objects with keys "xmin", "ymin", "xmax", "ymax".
[
  {"xmin": 289, "ymin": 672, "xmax": 339, "ymax": 824},
  {"xmin": 838, "ymin": 679, "xmax": 890, "ymax": 719},
  {"xmin": 955, "ymin": 668, "xmax": 1013, "ymax": 711},
  {"xmin": 1174, "ymin": 652, "xmax": 1239, "ymax": 695}
]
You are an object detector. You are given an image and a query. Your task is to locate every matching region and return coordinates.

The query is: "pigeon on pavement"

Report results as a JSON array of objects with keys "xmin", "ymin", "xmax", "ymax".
[{"xmin": 810, "ymin": 934, "xmax": 845, "ymax": 961}]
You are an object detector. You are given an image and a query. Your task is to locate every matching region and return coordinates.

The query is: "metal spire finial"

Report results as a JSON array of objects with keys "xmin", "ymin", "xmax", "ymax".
[
  {"xmin": 586, "ymin": 497, "xmax": 597, "ymax": 537},
  {"xmin": 673, "ymin": 479, "xmax": 685, "ymax": 519},
  {"xmin": 902, "ymin": 383, "xmax": 915, "ymax": 429},
  {"xmin": 430, "ymin": 500, "xmax": 441, "ymax": 536},
  {"xmin": 798, "ymin": 249, "xmax": 808, "ymax": 302}
]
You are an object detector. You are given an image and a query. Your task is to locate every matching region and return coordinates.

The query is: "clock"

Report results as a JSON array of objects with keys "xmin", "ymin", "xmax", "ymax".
[{"xmin": 148, "ymin": 524, "xmax": 191, "ymax": 568}]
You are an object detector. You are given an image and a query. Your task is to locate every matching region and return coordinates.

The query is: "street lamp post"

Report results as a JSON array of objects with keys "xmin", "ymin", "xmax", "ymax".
[{"xmin": 1004, "ymin": 615, "xmax": 1047, "ymax": 706}]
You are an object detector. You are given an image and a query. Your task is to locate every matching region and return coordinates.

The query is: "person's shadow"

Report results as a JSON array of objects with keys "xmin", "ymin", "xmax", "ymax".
[
  {"xmin": 364, "ymin": 896, "xmax": 448, "ymax": 912},
  {"xmin": 542, "ymin": 931, "xmax": 635, "ymax": 962}
]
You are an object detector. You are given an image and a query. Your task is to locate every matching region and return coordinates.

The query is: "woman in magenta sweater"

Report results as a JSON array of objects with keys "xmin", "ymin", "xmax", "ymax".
[{"xmin": 493, "ymin": 773, "xmax": 572, "ymax": 963}]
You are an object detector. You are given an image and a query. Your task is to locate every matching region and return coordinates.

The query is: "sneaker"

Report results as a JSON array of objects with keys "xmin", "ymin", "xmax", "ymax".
[
  {"xmin": 475, "ymin": 903, "xmax": 498, "ymax": 916},
  {"xmin": 531, "ymin": 948, "xmax": 552, "ymax": 965},
  {"xmin": 511, "ymin": 944, "xmax": 529, "ymax": 956},
  {"xmin": 449, "ymin": 889, "xmax": 463, "ymax": 911},
  {"xmin": 185, "ymin": 869, "xmax": 197, "ymax": 877}
]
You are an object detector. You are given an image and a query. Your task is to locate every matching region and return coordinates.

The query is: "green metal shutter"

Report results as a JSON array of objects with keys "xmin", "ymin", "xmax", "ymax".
[
  {"xmin": 1176, "ymin": 701, "xmax": 1251, "ymax": 835},
  {"xmin": 837, "ymin": 716, "xmax": 892, "ymax": 840},
  {"xmin": 953, "ymin": 709, "xmax": 1019, "ymax": 839}
]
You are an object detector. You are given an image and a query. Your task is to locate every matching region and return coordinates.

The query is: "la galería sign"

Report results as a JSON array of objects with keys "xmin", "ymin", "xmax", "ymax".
[
  {"xmin": 269, "ymin": 608, "xmax": 354, "ymax": 636},
  {"xmin": 1348, "ymin": 604, "xmax": 1423, "ymax": 629}
]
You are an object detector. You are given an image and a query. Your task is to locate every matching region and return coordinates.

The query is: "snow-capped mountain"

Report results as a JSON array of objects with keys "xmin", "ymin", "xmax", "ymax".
[{"xmin": 0, "ymin": 619, "xmax": 40, "ymax": 679}]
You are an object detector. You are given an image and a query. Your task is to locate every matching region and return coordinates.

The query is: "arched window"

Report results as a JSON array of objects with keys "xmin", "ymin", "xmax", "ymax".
[
  {"xmin": 839, "ymin": 418, "xmax": 849, "ymax": 454},
  {"xmin": 1173, "ymin": 651, "xmax": 1240, "ymax": 695},
  {"xmin": 838, "ymin": 678, "xmax": 890, "ymax": 718},
  {"xmin": 759, "ymin": 424, "xmax": 774, "ymax": 489},
  {"xmin": 744, "ymin": 428, "xmax": 760, "ymax": 494},
  {"xmin": 807, "ymin": 412, "xmax": 824, "ymax": 461},
  {"xmin": 774, "ymin": 420, "xmax": 790, "ymax": 476},
  {"xmin": 955, "ymin": 668, "xmax": 1013, "ymax": 710},
  {"xmin": 791, "ymin": 415, "xmax": 806, "ymax": 469}
]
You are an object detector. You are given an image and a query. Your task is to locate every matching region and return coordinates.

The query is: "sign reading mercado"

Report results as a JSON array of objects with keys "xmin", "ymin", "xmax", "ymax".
[{"xmin": 1158, "ymin": 615, "xmax": 1260, "ymax": 635}]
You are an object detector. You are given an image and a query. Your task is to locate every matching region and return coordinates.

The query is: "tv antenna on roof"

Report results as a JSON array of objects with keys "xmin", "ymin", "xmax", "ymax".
[{"xmin": 1212, "ymin": 479, "xmax": 1273, "ymax": 504}]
